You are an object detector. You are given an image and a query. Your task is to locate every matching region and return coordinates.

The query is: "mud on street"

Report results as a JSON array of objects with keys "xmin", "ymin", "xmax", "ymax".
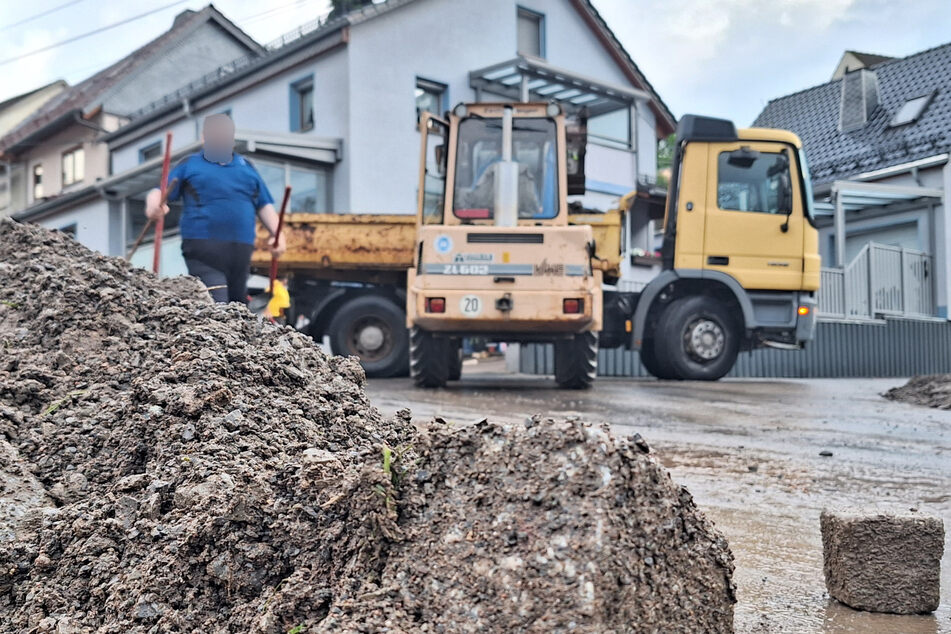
[{"xmin": 368, "ymin": 364, "xmax": 951, "ymax": 633}]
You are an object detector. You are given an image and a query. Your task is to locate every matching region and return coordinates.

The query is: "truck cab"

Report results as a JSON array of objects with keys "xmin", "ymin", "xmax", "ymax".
[
  {"xmin": 628, "ymin": 114, "xmax": 820, "ymax": 380},
  {"xmin": 407, "ymin": 103, "xmax": 602, "ymax": 388}
]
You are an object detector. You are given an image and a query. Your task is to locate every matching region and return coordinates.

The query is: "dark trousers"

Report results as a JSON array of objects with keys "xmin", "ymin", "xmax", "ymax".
[{"xmin": 181, "ymin": 238, "xmax": 255, "ymax": 304}]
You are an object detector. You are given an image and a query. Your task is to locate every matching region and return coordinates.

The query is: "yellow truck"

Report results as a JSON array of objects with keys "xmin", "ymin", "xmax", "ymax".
[{"xmin": 253, "ymin": 105, "xmax": 819, "ymax": 386}]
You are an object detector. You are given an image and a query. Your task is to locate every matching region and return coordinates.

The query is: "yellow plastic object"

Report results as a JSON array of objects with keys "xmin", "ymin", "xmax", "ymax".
[{"xmin": 267, "ymin": 279, "xmax": 291, "ymax": 318}]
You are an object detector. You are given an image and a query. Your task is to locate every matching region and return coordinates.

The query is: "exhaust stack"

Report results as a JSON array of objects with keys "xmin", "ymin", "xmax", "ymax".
[{"xmin": 495, "ymin": 105, "xmax": 518, "ymax": 227}]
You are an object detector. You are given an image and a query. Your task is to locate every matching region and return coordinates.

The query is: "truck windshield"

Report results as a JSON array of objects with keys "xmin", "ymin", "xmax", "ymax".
[{"xmin": 453, "ymin": 117, "xmax": 558, "ymax": 220}]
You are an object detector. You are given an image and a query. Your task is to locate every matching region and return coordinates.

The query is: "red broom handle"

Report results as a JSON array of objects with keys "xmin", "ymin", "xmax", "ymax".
[
  {"xmin": 153, "ymin": 130, "xmax": 174, "ymax": 274},
  {"xmin": 269, "ymin": 185, "xmax": 292, "ymax": 290}
]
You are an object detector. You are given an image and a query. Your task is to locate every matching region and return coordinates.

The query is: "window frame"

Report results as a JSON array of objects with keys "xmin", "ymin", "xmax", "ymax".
[
  {"xmin": 61, "ymin": 145, "xmax": 84, "ymax": 187},
  {"xmin": 587, "ymin": 106, "xmax": 632, "ymax": 150},
  {"xmin": 888, "ymin": 92, "xmax": 935, "ymax": 128},
  {"xmin": 415, "ymin": 77, "xmax": 447, "ymax": 124},
  {"xmin": 289, "ymin": 75, "xmax": 315, "ymax": 133},
  {"xmin": 138, "ymin": 141, "xmax": 162, "ymax": 164},
  {"xmin": 516, "ymin": 6, "xmax": 546, "ymax": 58},
  {"xmin": 32, "ymin": 163, "xmax": 43, "ymax": 200},
  {"xmin": 250, "ymin": 157, "xmax": 331, "ymax": 214}
]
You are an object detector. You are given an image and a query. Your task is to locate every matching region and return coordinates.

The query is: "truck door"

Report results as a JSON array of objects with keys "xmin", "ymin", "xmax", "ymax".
[{"xmin": 702, "ymin": 141, "xmax": 803, "ymax": 290}]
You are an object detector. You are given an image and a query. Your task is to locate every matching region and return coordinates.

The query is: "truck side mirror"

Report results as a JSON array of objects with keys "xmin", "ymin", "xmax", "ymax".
[{"xmin": 772, "ymin": 153, "xmax": 794, "ymax": 232}]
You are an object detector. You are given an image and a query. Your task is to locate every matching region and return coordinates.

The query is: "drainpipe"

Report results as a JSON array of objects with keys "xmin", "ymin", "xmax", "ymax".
[
  {"xmin": 182, "ymin": 98, "xmax": 197, "ymax": 140},
  {"xmin": 833, "ymin": 187, "xmax": 846, "ymax": 268}
]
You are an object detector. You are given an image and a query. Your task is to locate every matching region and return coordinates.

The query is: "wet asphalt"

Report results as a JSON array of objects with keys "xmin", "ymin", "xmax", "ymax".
[{"xmin": 366, "ymin": 359, "xmax": 951, "ymax": 633}]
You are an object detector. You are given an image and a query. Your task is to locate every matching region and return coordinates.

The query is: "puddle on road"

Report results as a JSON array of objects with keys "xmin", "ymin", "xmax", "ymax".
[{"xmin": 708, "ymin": 507, "xmax": 947, "ymax": 633}]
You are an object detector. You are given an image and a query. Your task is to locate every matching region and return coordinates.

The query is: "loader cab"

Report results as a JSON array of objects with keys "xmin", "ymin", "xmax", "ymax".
[
  {"xmin": 417, "ymin": 103, "xmax": 570, "ymax": 228},
  {"xmin": 409, "ymin": 103, "xmax": 602, "ymax": 389}
]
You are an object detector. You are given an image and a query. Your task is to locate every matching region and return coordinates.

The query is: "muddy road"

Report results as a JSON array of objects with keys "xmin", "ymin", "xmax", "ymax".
[{"xmin": 367, "ymin": 362, "xmax": 951, "ymax": 633}]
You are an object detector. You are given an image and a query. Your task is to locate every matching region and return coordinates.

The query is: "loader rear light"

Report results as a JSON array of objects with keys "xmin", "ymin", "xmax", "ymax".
[
  {"xmin": 563, "ymin": 298, "xmax": 584, "ymax": 314},
  {"xmin": 798, "ymin": 305, "xmax": 810, "ymax": 316},
  {"xmin": 426, "ymin": 297, "xmax": 446, "ymax": 313}
]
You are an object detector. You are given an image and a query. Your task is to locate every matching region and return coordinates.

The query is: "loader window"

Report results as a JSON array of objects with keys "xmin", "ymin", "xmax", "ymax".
[
  {"xmin": 453, "ymin": 117, "xmax": 558, "ymax": 220},
  {"xmin": 420, "ymin": 116, "xmax": 448, "ymax": 224},
  {"xmin": 717, "ymin": 151, "xmax": 790, "ymax": 214}
]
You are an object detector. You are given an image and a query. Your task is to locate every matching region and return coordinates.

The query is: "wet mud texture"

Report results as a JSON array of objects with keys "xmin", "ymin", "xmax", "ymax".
[
  {"xmin": 0, "ymin": 220, "xmax": 735, "ymax": 632},
  {"xmin": 820, "ymin": 510, "xmax": 944, "ymax": 614},
  {"xmin": 884, "ymin": 374, "xmax": 951, "ymax": 409}
]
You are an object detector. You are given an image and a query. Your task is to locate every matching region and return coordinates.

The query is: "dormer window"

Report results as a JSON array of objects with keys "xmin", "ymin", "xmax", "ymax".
[{"xmin": 889, "ymin": 92, "xmax": 934, "ymax": 128}]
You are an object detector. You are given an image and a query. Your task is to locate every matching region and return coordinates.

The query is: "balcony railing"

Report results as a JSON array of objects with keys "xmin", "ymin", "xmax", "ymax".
[{"xmin": 818, "ymin": 242, "xmax": 935, "ymax": 320}]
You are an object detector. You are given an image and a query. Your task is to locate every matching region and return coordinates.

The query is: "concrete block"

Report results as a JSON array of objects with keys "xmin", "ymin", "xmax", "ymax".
[{"xmin": 820, "ymin": 509, "xmax": 944, "ymax": 614}]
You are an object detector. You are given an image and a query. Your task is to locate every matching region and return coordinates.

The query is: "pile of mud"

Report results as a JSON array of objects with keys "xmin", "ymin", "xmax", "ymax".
[
  {"xmin": 884, "ymin": 375, "xmax": 951, "ymax": 409},
  {"xmin": 0, "ymin": 219, "xmax": 735, "ymax": 632}
]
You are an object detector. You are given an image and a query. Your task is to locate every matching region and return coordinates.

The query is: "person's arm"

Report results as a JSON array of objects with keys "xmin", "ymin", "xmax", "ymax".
[
  {"xmin": 257, "ymin": 203, "xmax": 286, "ymax": 257},
  {"xmin": 145, "ymin": 160, "xmax": 185, "ymax": 220}
]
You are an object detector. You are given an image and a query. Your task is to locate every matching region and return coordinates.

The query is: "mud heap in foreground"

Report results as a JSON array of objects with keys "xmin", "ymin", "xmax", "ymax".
[
  {"xmin": 885, "ymin": 374, "xmax": 951, "ymax": 409},
  {"xmin": 0, "ymin": 220, "xmax": 735, "ymax": 633}
]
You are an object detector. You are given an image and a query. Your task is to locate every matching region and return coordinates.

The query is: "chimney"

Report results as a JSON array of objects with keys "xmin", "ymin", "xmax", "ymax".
[{"xmin": 839, "ymin": 69, "xmax": 879, "ymax": 132}]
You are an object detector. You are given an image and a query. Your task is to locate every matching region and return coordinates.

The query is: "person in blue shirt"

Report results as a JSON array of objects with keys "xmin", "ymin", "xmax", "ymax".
[{"xmin": 144, "ymin": 113, "xmax": 285, "ymax": 304}]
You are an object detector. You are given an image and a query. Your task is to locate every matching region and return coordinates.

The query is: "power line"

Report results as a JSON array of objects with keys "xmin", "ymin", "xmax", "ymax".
[
  {"xmin": 0, "ymin": 0, "xmax": 190, "ymax": 68},
  {"xmin": 0, "ymin": 0, "xmax": 87, "ymax": 33}
]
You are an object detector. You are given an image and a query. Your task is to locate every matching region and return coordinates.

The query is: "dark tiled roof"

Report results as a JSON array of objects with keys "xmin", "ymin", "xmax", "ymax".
[
  {"xmin": 0, "ymin": 6, "xmax": 260, "ymax": 156},
  {"xmin": 753, "ymin": 42, "xmax": 951, "ymax": 184}
]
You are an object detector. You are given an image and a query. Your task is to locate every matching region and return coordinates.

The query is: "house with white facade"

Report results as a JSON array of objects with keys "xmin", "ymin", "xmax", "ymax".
[{"xmin": 14, "ymin": 0, "xmax": 675, "ymax": 277}]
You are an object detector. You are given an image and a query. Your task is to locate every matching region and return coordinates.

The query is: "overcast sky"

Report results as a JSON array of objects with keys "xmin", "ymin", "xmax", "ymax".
[{"xmin": 1, "ymin": 0, "xmax": 950, "ymax": 126}]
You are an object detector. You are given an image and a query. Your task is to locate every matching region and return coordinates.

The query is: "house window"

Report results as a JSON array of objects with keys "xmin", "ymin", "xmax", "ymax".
[
  {"xmin": 517, "ymin": 7, "xmax": 545, "ymax": 58},
  {"xmin": 252, "ymin": 158, "xmax": 331, "ymax": 213},
  {"xmin": 62, "ymin": 147, "xmax": 85, "ymax": 187},
  {"xmin": 58, "ymin": 223, "xmax": 77, "ymax": 238},
  {"xmin": 139, "ymin": 141, "xmax": 162, "ymax": 164},
  {"xmin": 415, "ymin": 78, "xmax": 446, "ymax": 122},
  {"xmin": 290, "ymin": 76, "xmax": 314, "ymax": 132},
  {"xmin": 32, "ymin": 164, "xmax": 43, "ymax": 200},
  {"xmin": 588, "ymin": 108, "xmax": 631, "ymax": 149},
  {"xmin": 889, "ymin": 93, "xmax": 934, "ymax": 127}
]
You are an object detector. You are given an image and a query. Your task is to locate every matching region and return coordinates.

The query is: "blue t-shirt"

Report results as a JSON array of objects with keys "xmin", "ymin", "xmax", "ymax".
[{"xmin": 166, "ymin": 151, "xmax": 275, "ymax": 244}]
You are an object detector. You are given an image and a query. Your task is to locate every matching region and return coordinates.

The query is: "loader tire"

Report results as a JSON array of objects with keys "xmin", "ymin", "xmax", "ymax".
[
  {"xmin": 448, "ymin": 338, "xmax": 463, "ymax": 381},
  {"xmin": 654, "ymin": 296, "xmax": 739, "ymax": 381},
  {"xmin": 410, "ymin": 327, "xmax": 450, "ymax": 388},
  {"xmin": 554, "ymin": 331, "xmax": 598, "ymax": 389}
]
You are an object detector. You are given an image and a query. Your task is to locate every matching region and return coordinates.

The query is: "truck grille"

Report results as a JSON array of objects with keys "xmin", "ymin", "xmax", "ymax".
[{"xmin": 467, "ymin": 233, "xmax": 544, "ymax": 244}]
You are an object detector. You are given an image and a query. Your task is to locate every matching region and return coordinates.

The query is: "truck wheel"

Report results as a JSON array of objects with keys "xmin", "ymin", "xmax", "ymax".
[
  {"xmin": 554, "ymin": 331, "xmax": 598, "ymax": 389},
  {"xmin": 448, "ymin": 339, "xmax": 463, "ymax": 381},
  {"xmin": 410, "ymin": 327, "xmax": 450, "ymax": 388},
  {"xmin": 655, "ymin": 296, "xmax": 739, "ymax": 381},
  {"xmin": 328, "ymin": 296, "xmax": 409, "ymax": 378},
  {"xmin": 638, "ymin": 337, "xmax": 677, "ymax": 380}
]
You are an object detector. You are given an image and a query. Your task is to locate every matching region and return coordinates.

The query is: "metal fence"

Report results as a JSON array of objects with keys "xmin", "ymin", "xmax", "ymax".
[
  {"xmin": 818, "ymin": 242, "xmax": 934, "ymax": 320},
  {"xmin": 520, "ymin": 316, "xmax": 951, "ymax": 378}
]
